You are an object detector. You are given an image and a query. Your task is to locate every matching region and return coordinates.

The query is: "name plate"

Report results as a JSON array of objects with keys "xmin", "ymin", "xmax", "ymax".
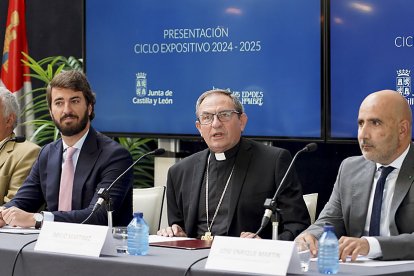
[
  {"xmin": 205, "ymin": 236, "xmax": 302, "ymax": 276},
  {"xmin": 34, "ymin": 221, "xmax": 112, "ymax": 257}
]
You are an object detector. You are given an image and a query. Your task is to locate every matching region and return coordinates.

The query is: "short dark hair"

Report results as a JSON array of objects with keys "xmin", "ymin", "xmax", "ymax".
[
  {"xmin": 195, "ymin": 89, "xmax": 244, "ymax": 117},
  {"xmin": 46, "ymin": 70, "xmax": 96, "ymax": 120}
]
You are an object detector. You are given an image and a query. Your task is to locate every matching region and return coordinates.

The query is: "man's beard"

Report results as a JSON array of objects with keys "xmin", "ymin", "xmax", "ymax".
[{"xmin": 53, "ymin": 110, "xmax": 89, "ymax": 136}]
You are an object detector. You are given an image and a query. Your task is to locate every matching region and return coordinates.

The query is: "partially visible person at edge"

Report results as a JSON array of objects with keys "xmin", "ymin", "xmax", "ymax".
[
  {"xmin": 0, "ymin": 87, "xmax": 40, "ymax": 205},
  {"xmin": 296, "ymin": 90, "xmax": 414, "ymax": 261},
  {"xmin": 157, "ymin": 89, "xmax": 310, "ymax": 240},
  {"xmin": 0, "ymin": 70, "xmax": 133, "ymax": 228}
]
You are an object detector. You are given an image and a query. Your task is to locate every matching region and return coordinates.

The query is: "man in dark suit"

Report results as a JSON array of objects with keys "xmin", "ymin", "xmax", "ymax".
[
  {"xmin": 296, "ymin": 90, "xmax": 414, "ymax": 261},
  {"xmin": 0, "ymin": 70, "xmax": 133, "ymax": 227},
  {"xmin": 158, "ymin": 89, "xmax": 309, "ymax": 240}
]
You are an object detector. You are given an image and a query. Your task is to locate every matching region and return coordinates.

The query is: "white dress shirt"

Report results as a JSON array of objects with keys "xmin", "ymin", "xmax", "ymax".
[
  {"xmin": 42, "ymin": 130, "xmax": 89, "ymax": 222},
  {"xmin": 364, "ymin": 145, "xmax": 410, "ymax": 258}
]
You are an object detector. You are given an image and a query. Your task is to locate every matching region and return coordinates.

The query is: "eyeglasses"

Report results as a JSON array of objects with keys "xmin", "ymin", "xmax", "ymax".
[{"xmin": 197, "ymin": 110, "xmax": 241, "ymax": 125}]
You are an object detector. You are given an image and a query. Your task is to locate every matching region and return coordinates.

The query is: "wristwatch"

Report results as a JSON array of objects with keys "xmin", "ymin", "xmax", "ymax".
[{"xmin": 33, "ymin": 213, "xmax": 43, "ymax": 229}]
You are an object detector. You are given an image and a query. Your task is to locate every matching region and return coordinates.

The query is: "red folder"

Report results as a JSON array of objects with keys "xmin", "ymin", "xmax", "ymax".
[{"xmin": 150, "ymin": 239, "xmax": 212, "ymax": 250}]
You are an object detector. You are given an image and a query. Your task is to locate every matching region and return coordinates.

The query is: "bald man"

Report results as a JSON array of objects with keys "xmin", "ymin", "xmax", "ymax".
[{"xmin": 296, "ymin": 90, "xmax": 414, "ymax": 261}]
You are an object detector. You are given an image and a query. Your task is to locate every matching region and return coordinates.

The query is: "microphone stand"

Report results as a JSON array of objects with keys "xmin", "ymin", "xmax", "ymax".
[
  {"xmin": 94, "ymin": 187, "xmax": 113, "ymax": 229},
  {"xmin": 81, "ymin": 148, "xmax": 165, "ymax": 228},
  {"xmin": 255, "ymin": 143, "xmax": 317, "ymax": 239},
  {"xmin": 263, "ymin": 149, "xmax": 303, "ymax": 240}
]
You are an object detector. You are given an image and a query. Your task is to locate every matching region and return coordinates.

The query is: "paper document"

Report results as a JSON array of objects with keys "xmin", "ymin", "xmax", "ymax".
[
  {"xmin": 312, "ymin": 256, "xmax": 414, "ymax": 267},
  {"xmin": 340, "ymin": 256, "xmax": 414, "ymax": 267},
  {"xmin": 0, "ymin": 226, "xmax": 40, "ymax": 234}
]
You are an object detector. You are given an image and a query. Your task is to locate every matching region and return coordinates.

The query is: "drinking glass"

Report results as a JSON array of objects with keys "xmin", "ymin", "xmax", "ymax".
[
  {"xmin": 295, "ymin": 240, "xmax": 311, "ymax": 272},
  {"xmin": 112, "ymin": 227, "xmax": 128, "ymax": 254}
]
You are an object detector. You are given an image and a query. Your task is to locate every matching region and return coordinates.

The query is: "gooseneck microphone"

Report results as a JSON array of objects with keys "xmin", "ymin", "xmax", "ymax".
[
  {"xmin": 81, "ymin": 148, "xmax": 166, "ymax": 224},
  {"xmin": 0, "ymin": 136, "xmax": 26, "ymax": 151},
  {"xmin": 255, "ymin": 143, "xmax": 317, "ymax": 237}
]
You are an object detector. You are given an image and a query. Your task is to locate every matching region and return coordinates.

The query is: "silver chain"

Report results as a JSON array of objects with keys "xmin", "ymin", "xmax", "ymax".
[{"xmin": 205, "ymin": 153, "xmax": 235, "ymax": 233}]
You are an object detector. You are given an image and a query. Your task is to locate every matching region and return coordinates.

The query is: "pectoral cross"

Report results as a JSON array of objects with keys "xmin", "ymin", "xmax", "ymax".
[{"xmin": 201, "ymin": 231, "xmax": 213, "ymax": 241}]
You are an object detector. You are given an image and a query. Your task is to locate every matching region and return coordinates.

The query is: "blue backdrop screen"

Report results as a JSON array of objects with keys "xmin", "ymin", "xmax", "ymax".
[
  {"xmin": 330, "ymin": 0, "xmax": 414, "ymax": 139},
  {"xmin": 85, "ymin": 0, "xmax": 321, "ymax": 138}
]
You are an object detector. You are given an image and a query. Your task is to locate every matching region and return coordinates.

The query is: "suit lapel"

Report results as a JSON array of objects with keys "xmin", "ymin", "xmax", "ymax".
[
  {"xmin": 349, "ymin": 160, "xmax": 376, "ymax": 236},
  {"xmin": 72, "ymin": 129, "xmax": 100, "ymax": 209},
  {"xmin": 46, "ymin": 140, "xmax": 63, "ymax": 210},
  {"xmin": 389, "ymin": 144, "xmax": 414, "ymax": 235},
  {"xmin": 0, "ymin": 141, "xmax": 14, "ymax": 168},
  {"xmin": 227, "ymin": 139, "xmax": 252, "ymax": 232},
  {"xmin": 0, "ymin": 151, "xmax": 6, "ymax": 168},
  {"xmin": 186, "ymin": 149, "xmax": 209, "ymax": 234}
]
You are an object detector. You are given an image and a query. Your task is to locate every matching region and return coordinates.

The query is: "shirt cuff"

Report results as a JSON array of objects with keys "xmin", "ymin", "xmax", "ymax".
[
  {"xmin": 363, "ymin": 236, "xmax": 382, "ymax": 259},
  {"xmin": 41, "ymin": 211, "xmax": 55, "ymax": 223}
]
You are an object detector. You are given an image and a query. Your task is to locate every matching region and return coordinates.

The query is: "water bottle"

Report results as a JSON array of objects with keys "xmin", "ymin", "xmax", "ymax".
[
  {"xmin": 317, "ymin": 224, "xmax": 339, "ymax": 274},
  {"xmin": 127, "ymin": 212, "xmax": 149, "ymax": 256}
]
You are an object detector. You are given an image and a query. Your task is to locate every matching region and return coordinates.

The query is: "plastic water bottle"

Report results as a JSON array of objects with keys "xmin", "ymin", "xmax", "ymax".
[
  {"xmin": 318, "ymin": 224, "xmax": 339, "ymax": 274},
  {"xmin": 127, "ymin": 212, "xmax": 149, "ymax": 255}
]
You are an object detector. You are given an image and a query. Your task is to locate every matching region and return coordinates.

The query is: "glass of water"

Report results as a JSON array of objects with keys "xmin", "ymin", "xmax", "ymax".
[
  {"xmin": 112, "ymin": 227, "xmax": 128, "ymax": 254},
  {"xmin": 295, "ymin": 240, "xmax": 311, "ymax": 272}
]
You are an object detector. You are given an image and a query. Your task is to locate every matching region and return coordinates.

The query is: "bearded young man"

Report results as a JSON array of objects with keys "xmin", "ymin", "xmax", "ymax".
[{"xmin": 0, "ymin": 70, "xmax": 133, "ymax": 228}]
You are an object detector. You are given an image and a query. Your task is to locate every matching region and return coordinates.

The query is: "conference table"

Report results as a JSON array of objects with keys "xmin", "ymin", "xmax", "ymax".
[{"xmin": 1, "ymin": 233, "xmax": 414, "ymax": 276}]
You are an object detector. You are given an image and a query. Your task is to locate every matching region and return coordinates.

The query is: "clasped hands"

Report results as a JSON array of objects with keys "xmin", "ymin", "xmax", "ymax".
[
  {"xmin": 0, "ymin": 206, "xmax": 35, "ymax": 228},
  {"xmin": 295, "ymin": 232, "xmax": 370, "ymax": 262}
]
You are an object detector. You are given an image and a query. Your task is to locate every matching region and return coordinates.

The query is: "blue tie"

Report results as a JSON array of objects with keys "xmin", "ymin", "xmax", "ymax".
[{"xmin": 369, "ymin": 166, "xmax": 395, "ymax": 236}]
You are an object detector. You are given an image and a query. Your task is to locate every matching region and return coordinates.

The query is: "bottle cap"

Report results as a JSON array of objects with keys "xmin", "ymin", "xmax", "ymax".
[
  {"xmin": 323, "ymin": 223, "xmax": 334, "ymax": 231},
  {"xmin": 133, "ymin": 212, "xmax": 143, "ymax": 218}
]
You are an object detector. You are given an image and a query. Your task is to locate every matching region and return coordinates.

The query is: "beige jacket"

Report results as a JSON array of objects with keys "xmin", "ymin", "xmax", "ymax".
[{"xmin": 0, "ymin": 138, "xmax": 40, "ymax": 205}]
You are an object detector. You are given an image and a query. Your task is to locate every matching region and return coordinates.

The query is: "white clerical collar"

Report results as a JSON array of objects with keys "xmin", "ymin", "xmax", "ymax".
[{"xmin": 214, "ymin": 152, "xmax": 226, "ymax": 161}]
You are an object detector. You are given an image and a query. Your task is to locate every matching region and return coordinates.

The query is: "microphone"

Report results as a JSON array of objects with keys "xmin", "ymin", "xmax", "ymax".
[
  {"xmin": 255, "ymin": 143, "xmax": 317, "ymax": 237},
  {"xmin": 11, "ymin": 136, "xmax": 26, "ymax": 143},
  {"xmin": 89, "ymin": 148, "xmax": 166, "ymax": 216},
  {"xmin": 0, "ymin": 136, "xmax": 26, "ymax": 151},
  {"xmin": 303, "ymin": 142, "xmax": 317, "ymax": 153}
]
